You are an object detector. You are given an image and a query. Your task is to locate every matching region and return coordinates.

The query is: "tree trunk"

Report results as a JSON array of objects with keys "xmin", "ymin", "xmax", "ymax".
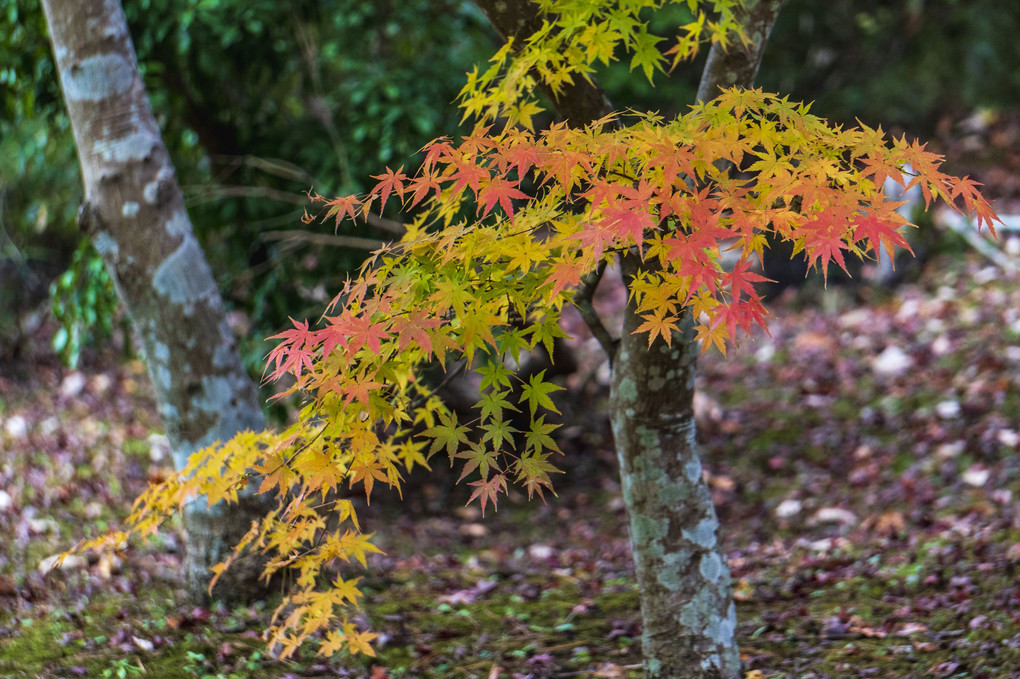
[
  {"xmin": 609, "ymin": 3, "xmax": 786, "ymax": 677},
  {"xmin": 41, "ymin": 0, "xmax": 271, "ymax": 604},
  {"xmin": 610, "ymin": 256, "xmax": 740, "ymax": 678}
]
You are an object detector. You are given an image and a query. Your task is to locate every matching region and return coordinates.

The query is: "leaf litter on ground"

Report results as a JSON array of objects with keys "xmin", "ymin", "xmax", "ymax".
[{"xmin": 0, "ymin": 252, "xmax": 1018, "ymax": 678}]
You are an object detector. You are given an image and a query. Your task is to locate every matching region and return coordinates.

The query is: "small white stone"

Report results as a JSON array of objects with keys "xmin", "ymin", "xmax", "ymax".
[
  {"xmin": 528, "ymin": 543, "xmax": 554, "ymax": 560},
  {"xmin": 931, "ymin": 335, "xmax": 951, "ymax": 356},
  {"xmin": 935, "ymin": 400, "xmax": 961, "ymax": 419},
  {"xmin": 996, "ymin": 429, "xmax": 1020, "ymax": 448},
  {"xmin": 132, "ymin": 637, "xmax": 154, "ymax": 652},
  {"xmin": 962, "ymin": 466, "xmax": 990, "ymax": 487},
  {"xmin": 775, "ymin": 498, "xmax": 803, "ymax": 519},
  {"xmin": 973, "ymin": 266, "xmax": 998, "ymax": 285},
  {"xmin": 873, "ymin": 346, "xmax": 913, "ymax": 377},
  {"xmin": 3, "ymin": 415, "xmax": 28, "ymax": 440},
  {"xmin": 28, "ymin": 517, "xmax": 59, "ymax": 535},
  {"xmin": 936, "ymin": 440, "xmax": 965, "ymax": 459},
  {"xmin": 60, "ymin": 372, "xmax": 87, "ymax": 398},
  {"xmin": 755, "ymin": 343, "xmax": 775, "ymax": 363},
  {"xmin": 1005, "ymin": 236, "xmax": 1020, "ymax": 257},
  {"xmin": 147, "ymin": 433, "xmax": 170, "ymax": 462},
  {"xmin": 809, "ymin": 507, "xmax": 858, "ymax": 526}
]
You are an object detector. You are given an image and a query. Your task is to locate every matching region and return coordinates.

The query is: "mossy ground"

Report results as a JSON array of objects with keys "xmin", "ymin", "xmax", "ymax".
[{"xmin": 1, "ymin": 254, "xmax": 1018, "ymax": 678}]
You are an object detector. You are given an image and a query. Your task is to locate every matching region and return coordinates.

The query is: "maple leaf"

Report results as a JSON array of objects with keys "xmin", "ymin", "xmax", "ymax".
[
  {"xmin": 371, "ymin": 166, "xmax": 408, "ymax": 210},
  {"xmin": 349, "ymin": 457, "xmax": 390, "ymax": 503},
  {"xmin": 447, "ymin": 159, "xmax": 489, "ymax": 198},
  {"xmin": 514, "ymin": 451, "xmax": 561, "ymax": 500},
  {"xmin": 331, "ymin": 576, "xmax": 364, "ymax": 606},
  {"xmin": 300, "ymin": 447, "xmax": 345, "ymax": 498},
  {"xmin": 265, "ymin": 317, "xmax": 318, "ymax": 383},
  {"xmin": 852, "ymin": 212, "xmax": 911, "ymax": 261},
  {"xmin": 519, "ymin": 370, "xmax": 563, "ymax": 416},
  {"xmin": 340, "ymin": 371, "xmax": 385, "ymax": 409},
  {"xmin": 390, "ymin": 310, "xmax": 440, "ymax": 354},
  {"xmin": 721, "ymin": 260, "xmax": 772, "ymax": 302},
  {"xmin": 406, "ymin": 166, "xmax": 442, "ymax": 208},
  {"xmin": 343, "ymin": 312, "xmax": 391, "ymax": 356},
  {"xmin": 694, "ymin": 319, "xmax": 728, "ymax": 356},
  {"xmin": 636, "ymin": 311, "xmax": 679, "ymax": 347},
  {"xmin": 799, "ymin": 212, "xmax": 850, "ymax": 281},
  {"xmin": 482, "ymin": 417, "xmax": 518, "ymax": 451},
  {"xmin": 466, "ymin": 473, "xmax": 507, "ymax": 516},
  {"xmin": 478, "ymin": 389, "xmax": 518, "ymax": 423},
  {"xmin": 421, "ymin": 410, "xmax": 471, "ymax": 461},
  {"xmin": 456, "ymin": 441, "xmax": 501, "ymax": 482},
  {"xmin": 341, "ymin": 623, "xmax": 379, "ymax": 657},
  {"xmin": 322, "ymin": 194, "xmax": 362, "ymax": 229},
  {"xmin": 524, "ymin": 414, "xmax": 560, "ymax": 455},
  {"xmin": 478, "ymin": 175, "xmax": 530, "ymax": 223}
]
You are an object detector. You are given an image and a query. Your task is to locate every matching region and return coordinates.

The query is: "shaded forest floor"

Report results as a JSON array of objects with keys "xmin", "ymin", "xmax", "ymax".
[{"xmin": 1, "ymin": 251, "xmax": 1019, "ymax": 679}]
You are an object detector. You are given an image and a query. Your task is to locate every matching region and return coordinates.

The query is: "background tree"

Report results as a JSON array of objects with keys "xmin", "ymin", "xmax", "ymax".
[
  {"xmin": 40, "ymin": 0, "xmax": 273, "ymax": 602},
  {"xmin": 105, "ymin": 1, "xmax": 999, "ymax": 678},
  {"xmin": 2, "ymin": 0, "xmax": 493, "ymax": 375}
]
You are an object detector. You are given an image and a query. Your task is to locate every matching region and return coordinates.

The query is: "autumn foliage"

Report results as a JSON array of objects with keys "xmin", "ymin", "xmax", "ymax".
[{"xmin": 73, "ymin": 0, "xmax": 999, "ymax": 659}]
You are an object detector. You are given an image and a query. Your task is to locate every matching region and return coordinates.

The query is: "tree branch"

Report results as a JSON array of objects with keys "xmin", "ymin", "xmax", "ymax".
[
  {"xmin": 261, "ymin": 229, "xmax": 386, "ymax": 251},
  {"xmin": 573, "ymin": 260, "xmax": 617, "ymax": 363},
  {"xmin": 696, "ymin": 0, "xmax": 786, "ymax": 104}
]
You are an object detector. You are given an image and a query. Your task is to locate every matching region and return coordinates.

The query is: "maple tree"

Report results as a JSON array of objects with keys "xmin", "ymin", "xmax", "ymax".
[{"xmin": 73, "ymin": 0, "xmax": 1000, "ymax": 676}]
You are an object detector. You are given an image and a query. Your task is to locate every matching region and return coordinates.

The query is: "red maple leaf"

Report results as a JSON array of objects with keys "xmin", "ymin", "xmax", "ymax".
[
  {"xmin": 344, "ymin": 313, "xmax": 391, "ymax": 355},
  {"xmin": 466, "ymin": 473, "xmax": 507, "ymax": 517},
  {"xmin": 370, "ymin": 166, "xmax": 408, "ymax": 210},
  {"xmin": 264, "ymin": 318, "xmax": 318, "ymax": 383},
  {"xmin": 799, "ymin": 212, "xmax": 850, "ymax": 280},
  {"xmin": 721, "ymin": 260, "xmax": 771, "ymax": 302},
  {"xmin": 322, "ymin": 194, "xmax": 362, "ymax": 229},
  {"xmin": 477, "ymin": 175, "xmax": 530, "ymax": 223},
  {"xmin": 852, "ymin": 212, "xmax": 910, "ymax": 261}
]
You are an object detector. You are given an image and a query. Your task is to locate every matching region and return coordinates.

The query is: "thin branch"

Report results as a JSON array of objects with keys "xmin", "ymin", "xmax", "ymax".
[
  {"xmin": 261, "ymin": 229, "xmax": 386, "ymax": 251},
  {"xmin": 184, "ymin": 184, "xmax": 309, "ymax": 206},
  {"xmin": 363, "ymin": 213, "xmax": 407, "ymax": 236},
  {"xmin": 573, "ymin": 260, "xmax": 617, "ymax": 363}
]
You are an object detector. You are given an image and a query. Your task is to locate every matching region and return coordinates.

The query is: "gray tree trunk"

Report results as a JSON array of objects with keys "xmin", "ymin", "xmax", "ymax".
[
  {"xmin": 610, "ymin": 3, "xmax": 785, "ymax": 677},
  {"xmin": 41, "ymin": 0, "xmax": 271, "ymax": 603},
  {"xmin": 610, "ymin": 255, "xmax": 740, "ymax": 678}
]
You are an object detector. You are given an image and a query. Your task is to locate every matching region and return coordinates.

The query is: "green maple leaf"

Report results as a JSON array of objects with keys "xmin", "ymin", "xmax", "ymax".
[
  {"xmin": 482, "ymin": 417, "xmax": 518, "ymax": 451},
  {"xmin": 525, "ymin": 414, "xmax": 560, "ymax": 454},
  {"xmin": 479, "ymin": 389, "xmax": 518, "ymax": 423},
  {"xmin": 421, "ymin": 410, "xmax": 470, "ymax": 461},
  {"xmin": 519, "ymin": 370, "xmax": 563, "ymax": 416},
  {"xmin": 456, "ymin": 441, "xmax": 501, "ymax": 482},
  {"xmin": 514, "ymin": 451, "xmax": 561, "ymax": 500},
  {"xmin": 478, "ymin": 360, "xmax": 513, "ymax": 391}
]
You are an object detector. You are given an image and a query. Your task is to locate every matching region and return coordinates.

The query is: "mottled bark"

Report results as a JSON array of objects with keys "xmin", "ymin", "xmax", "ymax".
[
  {"xmin": 41, "ymin": 0, "xmax": 271, "ymax": 603},
  {"xmin": 610, "ymin": 256, "xmax": 739, "ymax": 678},
  {"xmin": 696, "ymin": 0, "xmax": 786, "ymax": 105}
]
